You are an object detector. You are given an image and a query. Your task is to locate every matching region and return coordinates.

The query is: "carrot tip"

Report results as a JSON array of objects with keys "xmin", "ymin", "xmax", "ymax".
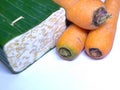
[
  {"xmin": 93, "ymin": 7, "xmax": 110, "ymax": 26},
  {"xmin": 58, "ymin": 47, "xmax": 71, "ymax": 58},
  {"xmin": 89, "ymin": 48, "xmax": 102, "ymax": 59}
]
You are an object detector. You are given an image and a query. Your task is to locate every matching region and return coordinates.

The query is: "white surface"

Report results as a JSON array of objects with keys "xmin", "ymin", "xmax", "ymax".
[{"xmin": 0, "ymin": 14, "xmax": 120, "ymax": 90}]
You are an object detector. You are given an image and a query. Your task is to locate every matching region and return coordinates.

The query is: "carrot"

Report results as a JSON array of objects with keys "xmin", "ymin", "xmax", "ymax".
[
  {"xmin": 85, "ymin": 0, "xmax": 120, "ymax": 59},
  {"xmin": 53, "ymin": 0, "xmax": 110, "ymax": 30},
  {"xmin": 56, "ymin": 24, "xmax": 88, "ymax": 60}
]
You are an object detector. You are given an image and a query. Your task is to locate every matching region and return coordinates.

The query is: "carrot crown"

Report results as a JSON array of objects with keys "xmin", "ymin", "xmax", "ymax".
[
  {"xmin": 58, "ymin": 47, "xmax": 72, "ymax": 58},
  {"xmin": 92, "ymin": 7, "xmax": 111, "ymax": 26}
]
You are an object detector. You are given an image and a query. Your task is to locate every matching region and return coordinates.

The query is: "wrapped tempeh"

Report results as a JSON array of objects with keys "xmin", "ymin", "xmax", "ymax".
[{"xmin": 0, "ymin": 0, "xmax": 66, "ymax": 73}]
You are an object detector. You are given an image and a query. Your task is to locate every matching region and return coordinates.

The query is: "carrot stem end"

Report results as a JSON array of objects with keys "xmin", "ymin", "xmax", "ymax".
[
  {"xmin": 58, "ymin": 48, "xmax": 72, "ymax": 58},
  {"xmin": 89, "ymin": 48, "xmax": 102, "ymax": 58},
  {"xmin": 93, "ymin": 7, "xmax": 111, "ymax": 26}
]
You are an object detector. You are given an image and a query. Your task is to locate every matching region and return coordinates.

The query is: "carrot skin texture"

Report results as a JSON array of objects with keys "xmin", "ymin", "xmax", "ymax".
[
  {"xmin": 85, "ymin": 0, "xmax": 120, "ymax": 59},
  {"xmin": 56, "ymin": 24, "xmax": 87, "ymax": 60},
  {"xmin": 53, "ymin": 0, "xmax": 79, "ymax": 10},
  {"xmin": 53, "ymin": 0, "xmax": 108, "ymax": 30}
]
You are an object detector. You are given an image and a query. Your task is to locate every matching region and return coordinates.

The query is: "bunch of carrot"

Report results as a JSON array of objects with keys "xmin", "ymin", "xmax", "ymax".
[{"xmin": 53, "ymin": 0, "xmax": 120, "ymax": 60}]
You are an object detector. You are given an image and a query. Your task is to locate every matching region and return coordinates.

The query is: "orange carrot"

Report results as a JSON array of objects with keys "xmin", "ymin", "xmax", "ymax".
[
  {"xmin": 85, "ymin": 0, "xmax": 120, "ymax": 59},
  {"xmin": 53, "ymin": 0, "xmax": 110, "ymax": 30},
  {"xmin": 56, "ymin": 24, "xmax": 87, "ymax": 60}
]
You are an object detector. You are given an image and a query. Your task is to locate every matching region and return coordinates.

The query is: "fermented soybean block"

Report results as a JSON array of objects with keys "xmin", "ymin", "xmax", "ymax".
[{"xmin": 0, "ymin": 0, "xmax": 66, "ymax": 73}]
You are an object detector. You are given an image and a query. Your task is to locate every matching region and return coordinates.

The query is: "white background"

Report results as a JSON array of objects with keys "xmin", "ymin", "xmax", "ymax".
[{"xmin": 0, "ymin": 1, "xmax": 120, "ymax": 90}]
